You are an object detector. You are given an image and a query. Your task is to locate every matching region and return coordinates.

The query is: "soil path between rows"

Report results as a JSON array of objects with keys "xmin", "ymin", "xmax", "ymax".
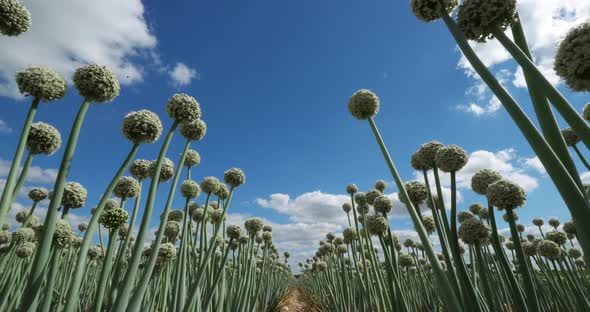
[{"xmin": 273, "ymin": 287, "xmax": 320, "ymax": 312}]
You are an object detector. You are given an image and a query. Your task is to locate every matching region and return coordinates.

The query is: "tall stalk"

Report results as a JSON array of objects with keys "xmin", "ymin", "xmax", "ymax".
[
  {"xmin": 62, "ymin": 143, "xmax": 140, "ymax": 312},
  {"xmin": 0, "ymin": 98, "xmax": 39, "ymax": 226},
  {"xmin": 509, "ymin": 16, "xmax": 585, "ymax": 193},
  {"xmin": 21, "ymin": 100, "xmax": 90, "ymax": 312},
  {"xmin": 367, "ymin": 117, "xmax": 463, "ymax": 311},
  {"xmin": 111, "ymin": 121, "xmax": 179, "ymax": 311},
  {"xmin": 92, "ymin": 229, "xmax": 119, "ymax": 312},
  {"xmin": 491, "ymin": 28, "xmax": 590, "ymax": 153},
  {"xmin": 505, "ymin": 208, "xmax": 539, "ymax": 311},
  {"xmin": 10, "ymin": 152, "xmax": 33, "ymax": 204},
  {"xmin": 127, "ymin": 139, "xmax": 190, "ymax": 310},
  {"xmin": 439, "ymin": 12, "xmax": 590, "ymax": 260}
]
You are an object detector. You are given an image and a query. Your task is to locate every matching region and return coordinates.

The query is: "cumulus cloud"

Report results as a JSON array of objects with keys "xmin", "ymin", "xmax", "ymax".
[
  {"xmin": 456, "ymin": 70, "xmax": 509, "ymax": 116},
  {"xmin": 0, "ymin": 120, "xmax": 12, "ymax": 134},
  {"xmin": 255, "ymin": 188, "xmax": 452, "ymax": 272},
  {"xmin": 412, "ymin": 148, "xmax": 540, "ymax": 213},
  {"xmin": 456, "ymin": 0, "xmax": 590, "ymax": 116},
  {"xmin": 522, "ymin": 156, "xmax": 546, "ymax": 175},
  {"xmin": 0, "ymin": 158, "xmax": 57, "ymax": 184},
  {"xmin": 169, "ymin": 62, "xmax": 199, "ymax": 86},
  {"xmin": 455, "ymin": 149, "xmax": 539, "ymax": 192},
  {"xmin": 0, "ymin": 0, "xmax": 157, "ymax": 99},
  {"xmin": 5, "ymin": 200, "xmax": 88, "ymax": 231},
  {"xmin": 256, "ymin": 191, "xmax": 350, "ymax": 224},
  {"xmin": 223, "ymin": 212, "xmax": 343, "ymax": 272},
  {"xmin": 254, "ymin": 148, "xmax": 542, "ymax": 270}
]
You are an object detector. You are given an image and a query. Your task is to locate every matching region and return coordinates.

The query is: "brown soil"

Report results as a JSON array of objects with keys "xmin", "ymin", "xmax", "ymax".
[{"xmin": 273, "ymin": 287, "xmax": 320, "ymax": 312}]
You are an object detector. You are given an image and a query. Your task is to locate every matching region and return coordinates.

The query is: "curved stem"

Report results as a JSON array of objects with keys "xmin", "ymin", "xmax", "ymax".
[
  {"xmin": 440, "ymin": 11, "xmax": 590, "ymax": 263},
  {"xmin": 367, "ymin": 117, "xmax": 463, "ymax": 311},
  {"xmin": 21, "ymin": 99, "xmax": 90, "ymax": 312},
  {"xmin": 573, "ymin": 145, "xmax": 590, "ymax": 172},
  {"xmin": 510, "ymin": 16, "xmax": 585, "ymax": 194},
  {"xmin": 492, "ymin": 28, "xmax": 590, "ymax": 153},
  {"xmin": 93, "ymin": 229, "xmax": 119, "ymax": 312},
  {"xmin": 11, "ymin": 152, "xmax": 33, "ymax": 204},
  {"xmin": 507, "ymin": 208, "xmax": 539, "ymax": 312},
  {"xmin": 23, "ymin": 201, "xmax": 38, "ymax": 227},
  {"xmin": 127, "ymin": 139, "xmax": 191, "ymax": 310},
  {"xmin": 61, "ymin": 142, "xmax": 140, "ymax": 312},
  {"xmin": 184, "ymin": 187, "xmax": 236, "ymax": 312},
  {"xmin": 203, "ymin": 238, "xmax": 234, "ymax": 311},
  {"xmin": 488, "ymin": 203, "xmax": 528, "ymax": 312},
  {"xmin": 0, "ymin": 98, "xmax": 39, "ymax": 226},
  {"xmin": 110, "ymin": 121, "xmax": 179, "ymax": 312},
  {"xmin": 109, "ymin": 181, "xmax": 143, "ymax": 305}
]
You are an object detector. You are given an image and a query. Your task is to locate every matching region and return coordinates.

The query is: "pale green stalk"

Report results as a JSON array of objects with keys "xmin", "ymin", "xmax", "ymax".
[
  {"xmin": 109, "ymin": 181, "xmax": 143, "ymax": 305},
  {"xmin": 61, "ymin": 142, "xmax": 140, "ymax": 312},
  {"xmin": 127, "ymin": 139, "xmax": 190, "ymax": 310},
  {"xmin": 184, "ymin": 187, "xmax": 235, "ymax": 312},
  {"xmin": 491, "ymin": 28, "xmax": 590, "ymax": 153},
  {"xmin": 0, "ymin": 97, "xmax": 39, "ymax": 227},
  {"xmin": 21, "ymin": 100, "xmax": 90, "ymax": 312},
  {"xmin": 367, "ymin": 117, "xmax": 463, "ymax": 311},
  {"xmin": 439, "ymin": 11, "xmax": 590, "ymax": 262},
  {"xmin": 111, "ymin": 120, "xmax": 179, "ymax": 311},
  {"xmin": 10, "ymin": 152, "xmax": 33, "ymax": 204},
  {"xmin": 92, "ymin": 229, "xmax": 119, "ymax": 312}
]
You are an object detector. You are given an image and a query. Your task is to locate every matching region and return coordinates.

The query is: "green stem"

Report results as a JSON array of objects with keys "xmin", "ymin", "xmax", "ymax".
[
  {"xmin": 510, "ymin": 16, "xmax": 585, "ymax": 193},
  {"xmin": 573, "ymin": 145, "xmax": 590, "ymax": 172},
  {"xmin": 367, "ymin": 117, "xmax": 463, "ymax": 312},
  {"xmin": 492, "ymin": 28, "xmax": 590, "ymax": 154},
  {"xmin": 203, "ymin": 238, "xmax": 234, "ymax": 311},
  {"xmin": 21, "ymin": 99, "xmax": 90, "ymax": 312},
  {"xmin": 173, "ymin": 198, "xmax": 191, "ymax": 311},
  {"xmin": 440, "ymin": 12, "xmax": 590, "ymax": 263},
  {"xmin": 111, "ymin": 121, "xmax": 179, "ymax": 312},
  {"xmin": 23, "ymin": 201, "xmax": 38, "ymax": 227},
  {"xmin": 507, "ymin": 208, "xmax": 539, "ymax": 311},
  {"xmin": 488, "ymin": 204, "xmax": 528, "ymax": 312},
  {"xmin": 109, "ymin": 181, "xmax": 143, "ymax": 305},
  {"xmin": 98, "ymin": 224, "xmax": 105, "ymax": 252},
  {"xmin": 61, "ymin": 142, "xmax": 140, "ymax": 312},
  {"xmin": 11, "ymin": 152, "xmax": 33, "ymax": 204},
  {"xmin": 39, "ymin": 207, "xmax": 70, "ymax": 312},
  {"xmin": 126, "ymin": 139, "xmax": 190, "ymax": 310},
  {"xmin": 39, "ymin": 249, "xmax": 61, "ymax": 312},
  {"xmin": 474, "ymin": 243, "xmax": 495, "ymax": 308},
  {"xmin": 184, "ymin": 188, "xmax": 235, "ymax": 312},
  {"xmin": 0, "ymin": 98, "xmax": 39, "ymax": 226},
  {"xmin": 93, "ymin": 229, "xmax": 119, "ymax": 312}
]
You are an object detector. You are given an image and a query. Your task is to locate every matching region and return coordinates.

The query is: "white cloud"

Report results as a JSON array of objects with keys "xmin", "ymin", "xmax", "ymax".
[
  {"xmin": 414, "ymin": 149, "xmax": 539, "ymax": 198},
  {"xmin": 0, "ymin": 158, "xmax": 57, "ymax": 184},
  {"xmin": 458, "ymin": 149, "xmax": 539, "ymax": 192},
  {"xmin": 256, "ymin": 191, "xmax": 350, "ymax": 224},
  {"xmin": 222, "ymin": 212, "xmax": 343, "ymax": 273},
  {"xmin": 5, "ymin": 200, "xmax": 88, "ymax": 230},
  {"xmin": 0, "ymin": 120, "xmax": 12, "ymax": 134},
  {"xmin": 456, "ymin": 1, "xmax": 590, "ymax": 116},
  {"xmin": 0, "ymin": 0, "xmax": 157, "ymax": 99},
  {"xmin": 169, "ymin": 62, "xmax": 198, "ymax": 86},
  {"xmin": 403, "ymin": 147, "xmax": 541, "ymax": 220},
  {"xmin": 255, "ymin": 148, "xmax": 540, "ymax": 270},
  {"xmin": 456, "ymin": 70, "xmax": 509, "ymax": 116},
  {"xmin": 458, "ymin": 97, "xmax": 501, "ymax": 116},
  {"xmin": 522, "ymin": 156, "xmax": 547, "ymax": 175}
]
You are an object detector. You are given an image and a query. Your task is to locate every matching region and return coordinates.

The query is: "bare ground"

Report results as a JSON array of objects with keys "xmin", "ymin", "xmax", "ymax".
[{"xmin": 273, "ymin": 287, "xmax": 320, "ymax": 312}]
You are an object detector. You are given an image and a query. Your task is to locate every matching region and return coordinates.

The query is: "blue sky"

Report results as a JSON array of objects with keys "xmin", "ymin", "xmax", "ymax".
[{"xmin": 0, "ymin": 0, "xmax": 589, "ymax": 269}]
